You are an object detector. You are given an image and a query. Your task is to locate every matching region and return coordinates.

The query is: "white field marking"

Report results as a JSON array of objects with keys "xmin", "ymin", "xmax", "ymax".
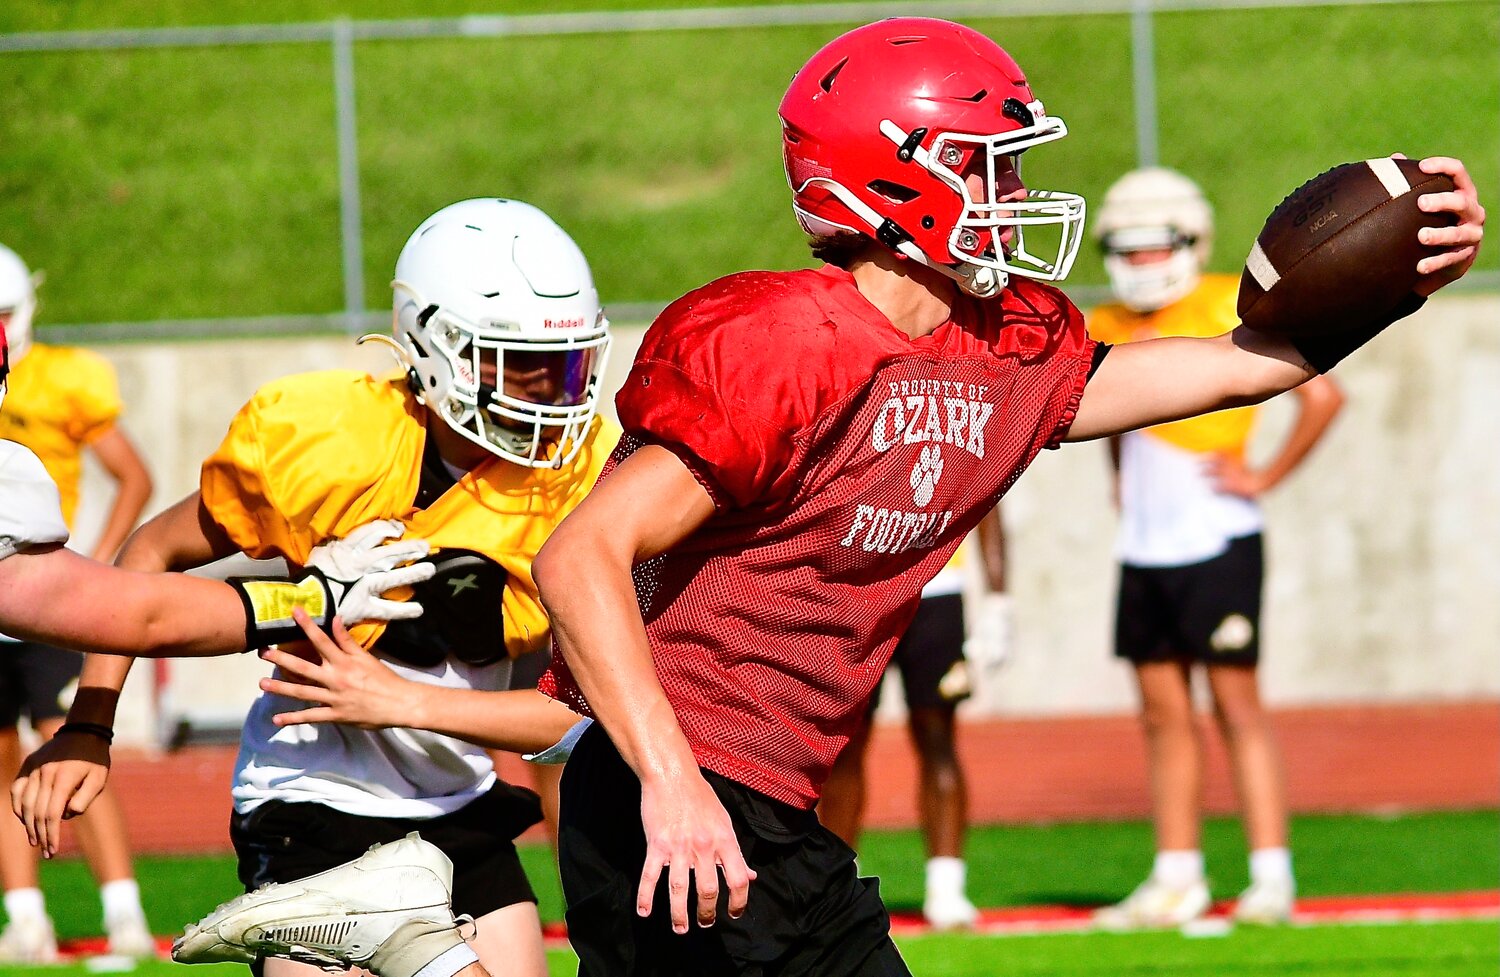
[
  {"xmin": 1367, "ymin": 157, "xmax": 1413, "ymax": 198},
  {"xmin": 1245, "ymin": 239, "xmax": 1282, "ymax": 291}
]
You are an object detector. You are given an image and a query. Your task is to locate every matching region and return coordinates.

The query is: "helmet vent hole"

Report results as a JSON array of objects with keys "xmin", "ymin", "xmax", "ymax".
[
  {"xmin": 867, "ymin": 180, "xmax": 919, "ymax": 204},
  {"xmin": 888, "ymin": 36, "xmax": 924, "ymax": 45},
  {"xmin": 958, "ymin": 89, "xmax": 988, "ymax": 103},
  {"xmin": 921, "ymin": 216, "xmax": 935, "ymax": 229},
  {"xmin": 819, "ymin": 58, "xmax": 848, "ymax": 93}
]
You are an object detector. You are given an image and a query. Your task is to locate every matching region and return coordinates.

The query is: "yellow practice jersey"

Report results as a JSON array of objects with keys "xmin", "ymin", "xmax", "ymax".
[
  {"xmin": 201, "ymin": 370, "xmax": 621, "ymax": 659},
  {"xmin": 0, "ymin": 343, "xmax": 123, "ymax": 528},
  {"xmin": 1088, "ymin": 274, "xmax": 1257, "ymax": 458}
]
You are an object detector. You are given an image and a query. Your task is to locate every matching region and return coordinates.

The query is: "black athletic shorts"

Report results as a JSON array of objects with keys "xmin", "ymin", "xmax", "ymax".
[
  {"xmin": 0, "ymin": 641, "xmax": 83, "ymax": 726},
  {"xmin": 1115, "ymin": 533, "xmax": 1264, "ymax": 666},
  {"xmin": 230, "ymin": 781, "xmax": 542, "ymax": 919},
  {"xmin": 869, "ymin": 592, "xmax": 969, "ymax": 715},
  {"xmin": 558, "ymin": 724, "xmax": 912, "ymax": 977}
]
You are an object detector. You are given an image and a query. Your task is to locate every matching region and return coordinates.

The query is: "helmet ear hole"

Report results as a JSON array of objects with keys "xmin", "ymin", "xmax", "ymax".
[{"xmin": 867, "ymin": 180, "xmax": 920, "ymax": 204}]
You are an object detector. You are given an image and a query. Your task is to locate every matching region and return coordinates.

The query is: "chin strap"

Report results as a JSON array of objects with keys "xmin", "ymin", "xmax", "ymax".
[{"xmin": 795, "ymin": 178, "xmax": 1007, "ymax": 298}]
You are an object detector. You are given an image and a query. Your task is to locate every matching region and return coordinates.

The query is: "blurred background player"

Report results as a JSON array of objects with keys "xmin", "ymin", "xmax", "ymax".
[
  {"xmin": 819, "ymin": 506, "xmax": 1007, "ymax": 930},
  {"xmin": 0, "ymin": 243, "xmax": 155, "ymax": 962},
  {"xmin": 22, "ymin": 199, "xmax": 619, "ymax": 977},
  {"xmin": 1086, "ymin": 169, "xmax": 1345, "ymax": 928}
]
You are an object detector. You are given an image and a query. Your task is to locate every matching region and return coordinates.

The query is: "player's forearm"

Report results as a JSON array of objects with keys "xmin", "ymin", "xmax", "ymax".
[
  {"xmin": 536, "ymin": 542, "xmax": 700, "ymax": 785},
  {"xmin": 1067, "ymin": 330, "xmax": 1314, "ymax": 442},
  {"xmin": 1257, "ymin": 375, "xmax": 1345, "ymax": 491},
  {"xmin": 405, "ymin": 686, "xmax": 582, "ymax": 754},
  {"xmin": 90, "ymin": 477, "xmax": 153, "ymax": 561}
]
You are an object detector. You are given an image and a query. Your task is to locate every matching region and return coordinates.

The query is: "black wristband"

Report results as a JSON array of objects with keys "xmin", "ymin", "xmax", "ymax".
[
  {"xmin": 57, "ymin": 721, "xmax": 115, "ymax": 744},
  {"xmin": 228, "ymin": 570, "xmax": 335, "ymax": 651},
  {"xmin": 1290, "ymin": 292, "xmax": 1427, "ymax": 374}
]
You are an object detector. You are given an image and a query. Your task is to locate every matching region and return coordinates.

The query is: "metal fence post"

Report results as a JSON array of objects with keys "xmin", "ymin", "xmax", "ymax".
[
  {"xmin": 333, "ymin": 18, "xmax": 365, "ymax": 332},
  {"xmin": 1131, "ymin": 0, "xmax": 1159, "ymax": 168}
]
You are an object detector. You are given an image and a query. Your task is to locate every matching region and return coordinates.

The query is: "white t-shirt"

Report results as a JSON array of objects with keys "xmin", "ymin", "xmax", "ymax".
[
  {"xmin": 1117, "ymin": 431, "xmax": 1263, "ymax": 567},
  {"xmin": 0, "ymin": 439, "xmax": 70, "ymax": 561},
  {"xmin": 232, "ymin": 654, "xmax": 512, "ymax": 819}
]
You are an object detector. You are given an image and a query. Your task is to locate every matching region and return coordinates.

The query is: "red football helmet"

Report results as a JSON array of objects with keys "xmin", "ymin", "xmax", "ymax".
[{"xmin": 780, "ymin": 18, "xmax": 1086, "ymax": 297}]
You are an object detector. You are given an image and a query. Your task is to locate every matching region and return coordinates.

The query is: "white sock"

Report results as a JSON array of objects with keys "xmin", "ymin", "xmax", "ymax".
[
  {"xmin": 101, "ymin": 879, "xmax": 143, "ymax": 920},
  {"xmin": 3, "ymin": 888, "xmax": 47, "ymax": 923},
  {"xmin": 1249, "ymin": 847, "xmax": 1294, "ymax": 885},
  {"xmin": 411, "ymin": 942, "xmax": 480, "ymax": 977},
  {"xmin": 1151, "ymin": 850, "xmax": 1205, "ymax": 889},
  {"xmin": 925, "ymin": 856, "xmax": 967, "ymax": 900}
]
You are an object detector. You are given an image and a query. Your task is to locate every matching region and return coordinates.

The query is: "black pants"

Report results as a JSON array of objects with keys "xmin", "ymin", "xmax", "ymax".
[{"xmin": 559, "ymin": 724, "xmax": 912, "ymax": 977}]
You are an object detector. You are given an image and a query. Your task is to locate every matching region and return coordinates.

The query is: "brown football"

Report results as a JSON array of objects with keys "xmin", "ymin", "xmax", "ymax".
[{"xmin": 1237, "ymin": 158, "xmax": 1455, "ymax": 336}]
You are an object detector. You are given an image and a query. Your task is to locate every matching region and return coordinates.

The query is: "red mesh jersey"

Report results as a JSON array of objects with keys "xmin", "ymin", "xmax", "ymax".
[{"xmin": 542, "ymin": 264, "xmax": 1095, "ymax": 808}]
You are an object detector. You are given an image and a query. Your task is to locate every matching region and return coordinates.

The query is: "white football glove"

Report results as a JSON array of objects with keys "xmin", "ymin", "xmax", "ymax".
[
  {"xmin": 304, "ymin": 519, "xmax": 436, "ymax": 624},
  {"xmin": 963, "ymin": 593, "xmax": 1014, "ymax": 673}
]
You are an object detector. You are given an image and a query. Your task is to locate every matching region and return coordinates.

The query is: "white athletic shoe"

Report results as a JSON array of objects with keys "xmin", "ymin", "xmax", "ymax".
[
  {"xmin": 923, "ymin": 890, "xmax": 980, "ymax": 931},
  {"xmin": 1232, "ymin": 877, "xmax": 1295, "ymax": 924},
  {"xmin": 1094, "ymin": 876, "xmax": 1211, "ymax": 930},
  {"xmin": 0, "ymin": 914, "xmax": 59, "ymax": 964},
  {"xmin": 173, "ymin": 833, "xmax": 469, "ymax": 977},
  {"xmin": 106, "ymin": 906, "xmax": 159, "ymax": 958}
]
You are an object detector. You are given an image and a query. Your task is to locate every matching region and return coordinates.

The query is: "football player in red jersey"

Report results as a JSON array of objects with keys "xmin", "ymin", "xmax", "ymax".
[{"xmin": 524, "ymin": 17, "xmax": 1483, "ymax": 976}]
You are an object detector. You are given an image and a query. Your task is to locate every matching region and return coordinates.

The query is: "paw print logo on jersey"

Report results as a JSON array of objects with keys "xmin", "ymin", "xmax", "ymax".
[{"xmin": 910, "ymin": 444, "xmax": 944, "ymax": 507}]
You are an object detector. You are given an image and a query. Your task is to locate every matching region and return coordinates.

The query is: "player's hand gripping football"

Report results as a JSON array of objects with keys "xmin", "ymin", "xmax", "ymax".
[
  {"xmin": 1407, "ymin": 156, "xmax": 1485, "ymax": 296},
  {"xmin": 638, "ymin": 769, "xmax": 757, "ymax": 934},
  {"xmin": 10, "ymin": 722, "xmax": 111, "ymax": 858},
  {"xmin": 259, "ymin": 610, "xmax": 415, "ymax": 730},
  {"xmin": 303, "ymin": 518, "xmax": 436, "ymax": 624}
]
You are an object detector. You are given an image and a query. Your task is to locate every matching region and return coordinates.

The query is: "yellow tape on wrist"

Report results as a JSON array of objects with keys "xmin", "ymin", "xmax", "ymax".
[{"xmin": 239, "ymin": 576, "xmax": 330, "ymax": 630}]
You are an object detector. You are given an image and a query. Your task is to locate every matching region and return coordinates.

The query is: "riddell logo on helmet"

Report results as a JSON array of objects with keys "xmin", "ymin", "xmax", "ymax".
[{"xmin": 543, "ymin": 317, "xmax": 585, "ymax": 330}]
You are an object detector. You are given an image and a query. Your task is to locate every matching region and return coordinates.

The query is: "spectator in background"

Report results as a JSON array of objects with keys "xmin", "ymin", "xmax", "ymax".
[
  {"xmin": 0, "ymin": 244, "xmax": 156, "ymax": 961},
  {"xmin": 1086, "ymin": 171, "xmax": 1344, "ymax": 929},
  {"xmin": 819, "ymin": 506, "xmax": 1007, "ymax": 930}
]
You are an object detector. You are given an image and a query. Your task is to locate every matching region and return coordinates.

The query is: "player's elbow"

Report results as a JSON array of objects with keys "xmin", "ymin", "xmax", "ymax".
[{"xmin": 534, "ymin": 519, "xmax": 590, "ymax": 616}]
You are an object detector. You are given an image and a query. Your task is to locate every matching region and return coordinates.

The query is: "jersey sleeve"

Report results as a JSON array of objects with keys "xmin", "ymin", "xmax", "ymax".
[
  {"xmin": 199, "ymin": 388, "xmax": 307, "ymax": 561},
  {"xmin": 0, "ymin": 441, "xmax": 70, "ymax": 560},
  {"xmin": 64, "ymin": 349, "xmax": 124, "ymax": 445},
  {"xmin": 614, "ymin": 283, "xmax": 813, "ymax": 509}
]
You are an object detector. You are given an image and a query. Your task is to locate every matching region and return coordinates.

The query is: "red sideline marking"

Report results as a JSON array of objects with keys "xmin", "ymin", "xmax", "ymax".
[{"xmin": 57, "ymin": 891, "xmax": 1500, "ymax": 960}]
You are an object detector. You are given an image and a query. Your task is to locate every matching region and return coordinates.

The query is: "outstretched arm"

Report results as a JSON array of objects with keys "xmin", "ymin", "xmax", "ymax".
[
  {"xmin": 1068, "ymin": 155, "xmax": 1483, "ymax": 444},
  {"xmin": 532, "ymin": 445, "xmax": 756, "ymax": 935},
  {"xmin": 0, "ymin": 544, "xmax": 246, "ymax": 656},
  {"xmin": 260, "ymin": 612, "xmax": 583, "ymax": 755}
]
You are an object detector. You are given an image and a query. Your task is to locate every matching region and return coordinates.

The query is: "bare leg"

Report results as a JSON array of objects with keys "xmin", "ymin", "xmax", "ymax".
[
  {"xmin": 1133, "ymin": 660, "xmax": 1203, "ymax": 853},
  {"xmin": 1205, "ymin": 663, "xmax": 1288, "ymax": 850},
  {"xmin": 819, "ymin": 718, "xmax": 873, "ymax": 849},
  {"xmin": 0, "ymin": 727, "xmax": 41, "ymax": 893},
  {"xmin": 906, "ymin": 706, "xmax": 965, "ymax": 859}
]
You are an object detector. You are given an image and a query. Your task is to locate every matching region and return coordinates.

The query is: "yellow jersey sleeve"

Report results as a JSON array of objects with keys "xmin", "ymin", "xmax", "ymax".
[
  {"xmin": 62, "ymin": 348, "xmax": 124, "ymax": 445},
  {"xmin": 200, "ymin": 371, "xmax": 426, "ymax": 564}
]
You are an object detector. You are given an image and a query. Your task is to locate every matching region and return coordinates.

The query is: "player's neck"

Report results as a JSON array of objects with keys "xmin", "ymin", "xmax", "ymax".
[
  {"xmin": 424, "ymin": 408, "xmax": 492, "ymax": 473},
  {"xmin": 848, "ymin": 247, "xmax": 958, "ymax": 340}
]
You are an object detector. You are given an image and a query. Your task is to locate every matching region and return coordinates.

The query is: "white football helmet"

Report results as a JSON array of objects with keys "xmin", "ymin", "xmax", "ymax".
[
  {"xmin": 386, "ymin": 199, "xmax": 611, "ymax": 469},
  {"xmin": 1095, "ymin": 168, "xmax": 1213, "ymax": 312},
  {"xmin": 0, "ymin": 244, "xmax": 38, "ymax": 366}
]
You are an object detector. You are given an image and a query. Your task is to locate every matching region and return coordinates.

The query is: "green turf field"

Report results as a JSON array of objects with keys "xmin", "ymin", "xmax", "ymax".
[
  {"xmin": 5, "ymin": 809, "xmax": 1494, "ymax": 975},
  {"xmin": 1, "ymin": 1, "xmax": 1495, "ymax": 326}
]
